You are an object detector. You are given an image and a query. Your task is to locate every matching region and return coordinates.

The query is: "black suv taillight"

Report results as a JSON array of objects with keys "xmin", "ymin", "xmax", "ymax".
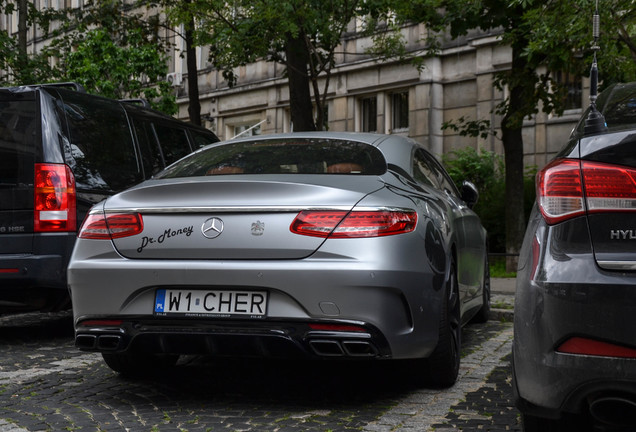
[
  {"xmin": 34, "ymin": 163, "xmax": 77, "ymax": 232},
  {"xmin": 537, "ymin": 159, "xmax": 636, "ymax": 224}
]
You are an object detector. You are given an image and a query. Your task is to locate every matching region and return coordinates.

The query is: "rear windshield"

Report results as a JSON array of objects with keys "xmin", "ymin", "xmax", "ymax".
[
  {"xmin": 156, "ymin": 138, "xmax": 387, "ymax": 179},
  {"xmin": 574, "ymin": 82, "xmax": 636, "ymax": 137}
]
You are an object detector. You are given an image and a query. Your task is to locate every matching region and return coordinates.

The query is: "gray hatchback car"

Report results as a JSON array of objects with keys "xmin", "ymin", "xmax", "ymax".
[
  {"xmin": 68, "ymin": 132, "xmax": 489, "ymax": 385},
  {"xmin": 514, "ymin": 82, "xmax": 636, "ymax": 431}
]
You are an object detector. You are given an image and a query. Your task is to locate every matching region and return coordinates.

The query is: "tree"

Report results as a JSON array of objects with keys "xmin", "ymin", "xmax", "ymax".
[
  {"xmin": 46, "ymin": 0, "xmax": 177, "ymax": 114},
  {"xmin": 190, "ymin": 0, "xmax": 365, "ymax": 131},
  {"xmin": 379, "ymin": 0, "xmax": 636, "ymax": 270},
  {"xmin": 0, "ymin": 0, "xmax": 57, "ymax": 85}
]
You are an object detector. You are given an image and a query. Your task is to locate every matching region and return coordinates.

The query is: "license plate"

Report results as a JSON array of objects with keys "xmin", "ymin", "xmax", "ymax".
[{"xmin": 154, "ymin": 289, "xmax": 267, "ymax": 318}]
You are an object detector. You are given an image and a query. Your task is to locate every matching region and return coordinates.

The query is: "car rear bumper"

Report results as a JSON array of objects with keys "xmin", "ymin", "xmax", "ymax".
[
  {"xmin": 69, "ymin": 240, "xmax": 447, "ymax": 360},
  {"xmin": 0, "ymin": 233, "xmax": 75, "ymax": 310},
  {"xmin": 513, "ymin": 215, "xmax": 636, "ymax": 422}
]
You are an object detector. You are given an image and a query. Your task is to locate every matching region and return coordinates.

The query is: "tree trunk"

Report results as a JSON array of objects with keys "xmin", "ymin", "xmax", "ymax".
[
  {"xmin": 285, "ymin": 32, "xmax": 316, "ymax": 132},
  {"xmin": 501, "ymin": 114, "xmax": 526, "ymax": 273},
  {"xmin": 501, "ymin": 45, "xmax": 530, "ymax": 273},
  {"xmin": 17, "ymin": 0, "xmax": 28, "ymax": 78},
  {"xmin": 184, "ymin": 8, "xmax": 201, "ymax": 126}
]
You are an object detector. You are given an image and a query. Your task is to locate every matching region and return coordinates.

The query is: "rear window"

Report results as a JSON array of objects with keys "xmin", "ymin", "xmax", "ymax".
[
  {"xmin": 156, "ymin": 138, "xmax": 387, "ymax": 179},
  {"xmin": 60, "ymin": 92, "xmax": 142, "ymax": 192},
  {"xmin": 0, "ymin": 95, "xmax": 37, "ymax": 211},
  {"xmin": 574, "ymin": 82, "xmax": 636, "ymax": 137}
]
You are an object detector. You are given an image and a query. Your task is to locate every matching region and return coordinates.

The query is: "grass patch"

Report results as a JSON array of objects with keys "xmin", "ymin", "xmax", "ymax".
[{"xmin": 489, "ymin": 256, "xmax": 517, "ymax": 278}]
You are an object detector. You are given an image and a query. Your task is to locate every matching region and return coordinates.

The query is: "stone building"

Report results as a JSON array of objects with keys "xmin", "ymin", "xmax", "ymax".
[{"xmin": 170, "ymin": 21, "xmax": 586, "ymax": 169}]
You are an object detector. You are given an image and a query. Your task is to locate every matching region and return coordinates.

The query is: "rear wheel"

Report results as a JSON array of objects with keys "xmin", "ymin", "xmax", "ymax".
[
  {"xmin": 102, "ymin": 352, "xmax": 179, "ymax": 378},
  {"xmin": 422, "ymin": 259, "xmax": 461, "ymax": 387}
]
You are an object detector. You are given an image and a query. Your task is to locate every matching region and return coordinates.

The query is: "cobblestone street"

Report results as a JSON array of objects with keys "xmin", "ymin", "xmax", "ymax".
[{"xmin": 0, "ymin": 308, "xmax": 518, "ymax": 432}]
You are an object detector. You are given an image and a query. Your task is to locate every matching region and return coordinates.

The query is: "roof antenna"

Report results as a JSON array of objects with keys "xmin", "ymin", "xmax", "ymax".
[{"xmin": 584, "ymin": 0, "xmax": 608, "ymax": 135}]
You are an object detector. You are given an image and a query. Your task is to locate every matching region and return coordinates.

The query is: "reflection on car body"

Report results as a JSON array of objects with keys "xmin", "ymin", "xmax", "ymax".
[{"xmin": 68, "ymin": 132, "xmax": 489, "ymax": 386}]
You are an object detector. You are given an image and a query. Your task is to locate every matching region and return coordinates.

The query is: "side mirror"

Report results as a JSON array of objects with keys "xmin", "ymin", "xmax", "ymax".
[{"xmin": 460, "ymin": 181, "xmax": 479, "ymax": 208}]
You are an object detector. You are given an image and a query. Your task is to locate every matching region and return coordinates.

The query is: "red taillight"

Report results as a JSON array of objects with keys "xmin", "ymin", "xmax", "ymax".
[
  {"xmin": 0, "ymin": 268, "xmax": 19, "ymax": 274},
  {"xmin": 537, "ymin": 159, "xmax": 636, "ymax": 224},
  {"xmin": 290, "ymin": 210, "xmax": 417, "ymax": 238},
  {"xmin": 530, "ymin": 235, "xmax": 541, "ymax": 281},
  {"xmin": 79, "ymin": 319, "xmax": 124, "ymax": 327},
  {"xmin": 557, "ymin": 337, "xmax": 636, "ymax": 359},
  {"xmin": 582, "ymin": 162, "xmax": 636, "ymax": 212},
  {"xmin": 34, "ymin": 164, "xmax": 76, "ymax": 232},
  {"xmin": 78, "ymin": 212, "xmax": 143, "ymax": 240},
  {"xmin": 308, "ymin": 323, "xmax": 367, "ymax": 332}
]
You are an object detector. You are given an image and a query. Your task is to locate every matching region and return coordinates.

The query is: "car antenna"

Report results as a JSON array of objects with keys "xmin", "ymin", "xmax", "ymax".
[{"xmin": 584, "ymin": 0, "xmax": 608, "ymax": 135}]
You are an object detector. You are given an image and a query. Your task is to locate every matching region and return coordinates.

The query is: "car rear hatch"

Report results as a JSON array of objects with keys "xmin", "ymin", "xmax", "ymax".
[
  {"xmin": 581, "ymin": 130, "xmax": 636, "ymax": 270},
  {"xmin": 105, "ymin": 176, "xmax": 384, "ymax": 260},
  {"xmin": 0, "ymin": 90, "xmax": 38, "ymax": 256}
]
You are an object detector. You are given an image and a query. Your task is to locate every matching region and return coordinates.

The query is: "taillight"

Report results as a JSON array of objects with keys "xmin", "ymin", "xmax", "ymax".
[
  {"xmin": 34, "ymin": 163, "xmax": 76, "ymax": 232},
  {"xmin": 537, "ymin": 159, "xmax": 584, "ymax": 224},
  {"xmin": 537, "ymin": 159, "xmax": 636, "ymax": 224},
  {"xmin": 78, "ymin": 212, "xmax": 143, "ymax": 240},
  {"xmin": 308, "ymin": 323, "xmax": 367, "ymax": 332},
  {"xmin": 557, "ymin": 337, "xmax": 636, "ymax": 358},
  {"xmin": 290, "ymin": 209, "xmax": 417, "ymax": 238}
]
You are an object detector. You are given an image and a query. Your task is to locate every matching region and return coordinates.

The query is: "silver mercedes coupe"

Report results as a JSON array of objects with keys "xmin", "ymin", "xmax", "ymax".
[{"xmin": 68, "ymin": 132, "xmax": 489, "ymax": 386}]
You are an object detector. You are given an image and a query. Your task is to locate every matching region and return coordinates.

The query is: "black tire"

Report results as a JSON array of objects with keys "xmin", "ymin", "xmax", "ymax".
[
  {"xmin": 102, "ymin": 352, "xmax": 179, "ymax": 378},
  {"xmin": 425, "ymin": 259, "xmax": 461, "ymax": 387},
  {"xmin": 471, "ymin": 255, "xmax": 491, "ymax": 324}
]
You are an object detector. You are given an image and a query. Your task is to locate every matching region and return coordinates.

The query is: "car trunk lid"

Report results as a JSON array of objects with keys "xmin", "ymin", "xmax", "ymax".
[
  {"xmin": 581, "ymin": 131, "xmax": 636, "ymax": 269},
  {"xmin": 106, "ymin": 176, "xmax": 384, "ymax": 259}
]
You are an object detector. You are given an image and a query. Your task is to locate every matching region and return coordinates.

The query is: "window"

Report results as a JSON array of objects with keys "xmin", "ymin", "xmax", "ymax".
[
  {"xmin": 234, "ymin": 122, "xmax": 262, "ymax": 138},
  {"xmin": 153, "ymin": 124, "xmax": 193, "ymax": 165},
  {"xmin": 413, "ymin": 149, "xmax": 459, "ymax": 197},
  {"xmin": 556, "ymin": 71, "xmax": 582, "ymax": 111},
  {"xmin": 157, "ymin": 138, "xmax": 387, "ymax": 178},
  {"xmin": 392, "ymin": 91, "xmax": 409, "ymax": 131},
  {"xmin": 61, "ymin": 93, "xmax": 142, "ymax": 192},
  {"xmin": 361, "ymin": 96, "xmax": 377, "ymax": 132}
]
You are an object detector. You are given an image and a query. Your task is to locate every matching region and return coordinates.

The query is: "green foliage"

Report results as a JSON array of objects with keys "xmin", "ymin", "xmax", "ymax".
[
  {"xmin": 60, "ymin": 27, "xmax": 176, "ymax": 114},
  {"xmin": 442, "ymin": 147, "xmax": 505, "ymax": 252},
  {"xmin": 0, "ymin": 0, "xmax": 176, "ymax": 114},
  {"xmin": 443, "ymin": 147, "xmax": 535, "ymax": 253},
  {"xmin": 441, "ymin": 117, "xmax": 496, "ymax": 140}
]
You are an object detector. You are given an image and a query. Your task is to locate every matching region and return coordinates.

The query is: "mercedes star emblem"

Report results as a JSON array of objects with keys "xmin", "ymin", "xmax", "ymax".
[{"xmin": 201, "ymin": 217, "xmax": 224, "ymax": 239}]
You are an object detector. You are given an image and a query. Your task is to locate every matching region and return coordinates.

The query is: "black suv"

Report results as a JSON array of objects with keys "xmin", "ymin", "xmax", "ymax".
[
  {"xmin": 513, "ymin": 81, "xmax": 636, "ymax": 430},
  {"xmin": 0, "ymin": 83, "xmax": 219, "ymax": 313}
]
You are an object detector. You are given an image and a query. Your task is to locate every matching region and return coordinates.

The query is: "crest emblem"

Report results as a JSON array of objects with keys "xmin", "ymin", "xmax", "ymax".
[{"xmin": 251, "ymin": 221, "xmax": 265, "ymax": 236}]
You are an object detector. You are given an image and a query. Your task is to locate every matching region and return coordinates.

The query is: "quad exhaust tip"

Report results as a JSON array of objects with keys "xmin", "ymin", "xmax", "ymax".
[{"xmin": 75, "ymin": 334, "xmax": 122, "ymax": 351}]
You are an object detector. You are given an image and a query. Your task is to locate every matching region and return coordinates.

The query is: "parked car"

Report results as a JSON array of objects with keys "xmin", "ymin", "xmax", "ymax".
[
  {"xmin": 0, "ymin": 83, "xmax": 219, "ymax": 313},
  {"xmin": 513, "ymin": 82, "xmax": 636, "ymax": 430},
  {"xmin": 68, "ymin": 132, "xmax": 489, "ymax": 385}
]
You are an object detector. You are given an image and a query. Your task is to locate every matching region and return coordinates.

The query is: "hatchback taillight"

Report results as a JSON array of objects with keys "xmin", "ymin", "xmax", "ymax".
[
  {"xmin": 34, "ymin": 164, "xmax": 76, "ymax": 232},
  {"xmin": 78, "ymin": 212, "xmax": 144, "ymax": 240},
  {"xmin": 290, "ymin": 209, "xmax": 417, "ymax": 238},
  {"xmin": 537, "ymin": 159, "xmax": 636, "ymax": 224}
]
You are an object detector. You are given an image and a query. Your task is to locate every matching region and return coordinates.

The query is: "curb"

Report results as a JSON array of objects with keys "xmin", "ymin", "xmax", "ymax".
[{"xmin": 490, "ymin": 308, "xmax": 514, "ymax": 322}]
